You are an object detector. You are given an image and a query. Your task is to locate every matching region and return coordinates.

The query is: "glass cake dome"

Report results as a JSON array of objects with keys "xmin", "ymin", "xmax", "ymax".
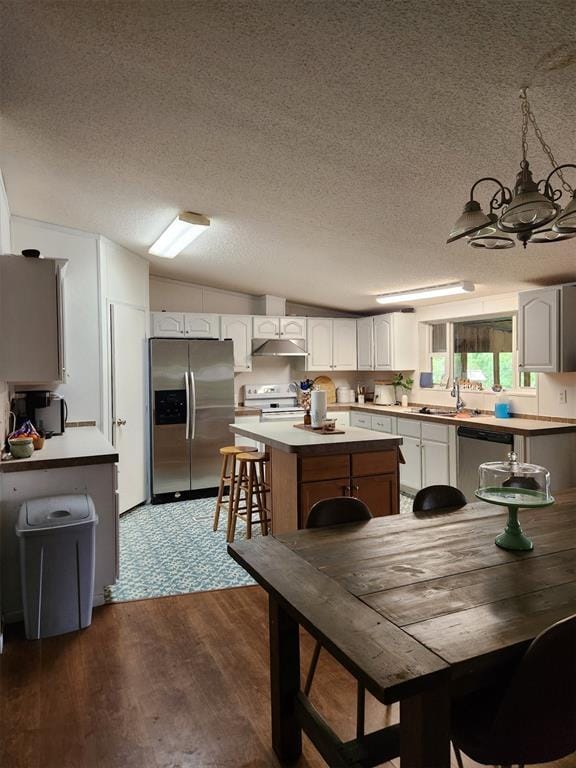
[
  {"xmin": 476, "ymin": 451, "xmax": 552, "ymax": 506},
  {"xmin": 476, "ymin": 451, "xmax": 554, "ymax": 551}
]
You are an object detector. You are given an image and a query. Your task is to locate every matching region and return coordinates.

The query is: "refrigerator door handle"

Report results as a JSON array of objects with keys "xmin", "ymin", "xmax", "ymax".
[
  {"xmin": 190, "ymin": 369, "xmax": 197, "ymax": 439},
  {"xmin": 185, "ymin": 370, "xmax": 190, "ymax": 441}
]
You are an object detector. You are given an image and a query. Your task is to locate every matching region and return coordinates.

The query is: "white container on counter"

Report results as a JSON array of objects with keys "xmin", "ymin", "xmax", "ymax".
[{"xmin": 311, "ymin": 390, "xmax": 328, "ymax": 428}]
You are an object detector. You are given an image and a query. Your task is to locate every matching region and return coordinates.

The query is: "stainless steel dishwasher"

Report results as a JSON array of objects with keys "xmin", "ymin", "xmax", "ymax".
[{"xmin": 457, "ymin": 426, "xmax": 514, "ymax": 500}]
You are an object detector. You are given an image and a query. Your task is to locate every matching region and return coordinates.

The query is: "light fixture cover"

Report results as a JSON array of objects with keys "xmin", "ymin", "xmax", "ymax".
[
  {"xmin": 553, "ymin": 192, "xmax": 576, "ymax": 234},
  {"xmin": 498, "ymin": 189, "xmax": 557, "ymax": 232},
  {"xmin": 468, "ymin": 231, "xmax": 515, "ymax": 249},
  {"xmin": 376, "ymin": 281, "xmax": 475, "ymax": 305},
  {"xmin": 149, "ymin": 212, "xmax": 211, "ymax": 258},
  {"xmin": 447, "ymin": 200, "xmax": 496, "ymax": 243}
]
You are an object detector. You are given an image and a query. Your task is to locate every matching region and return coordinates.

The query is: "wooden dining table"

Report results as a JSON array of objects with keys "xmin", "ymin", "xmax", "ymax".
[{"xmin": 228, "ymin": 488, "xmax": 576, "ymax": 768}]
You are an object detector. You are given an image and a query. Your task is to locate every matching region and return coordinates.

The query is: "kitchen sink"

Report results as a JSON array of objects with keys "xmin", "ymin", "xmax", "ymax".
[{"xmin": 410, "ymin": 407, "xmax": 459, "ymax": 416}]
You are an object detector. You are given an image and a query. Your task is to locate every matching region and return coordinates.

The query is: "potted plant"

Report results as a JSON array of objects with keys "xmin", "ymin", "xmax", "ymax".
[{"xmin": 392, "ymin": 372, "xmax": 414, "ymax": 405}]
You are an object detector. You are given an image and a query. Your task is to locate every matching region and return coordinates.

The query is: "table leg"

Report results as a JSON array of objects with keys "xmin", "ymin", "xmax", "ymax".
[
  {"xmin": 268, "ymin": 595, "xmax": 302, "ymax": 763},
  {"xmin": 400, "ymin": 687, "xmax": 450, "ymax": 768}
]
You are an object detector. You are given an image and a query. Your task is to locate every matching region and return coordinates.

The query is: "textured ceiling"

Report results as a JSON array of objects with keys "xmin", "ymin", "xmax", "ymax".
[{"xmin": 1, "ymin": 0, "xmax": 576, "ymax": 311}]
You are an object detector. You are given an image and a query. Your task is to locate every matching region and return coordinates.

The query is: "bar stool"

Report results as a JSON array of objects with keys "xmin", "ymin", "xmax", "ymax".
[
  {"xmin": 213, "ymin": 445, "xmax": 257, "ymax": 538},
  {"xmin": 229, "ymin": 452, "xmax": 271, "ymax": 542}
]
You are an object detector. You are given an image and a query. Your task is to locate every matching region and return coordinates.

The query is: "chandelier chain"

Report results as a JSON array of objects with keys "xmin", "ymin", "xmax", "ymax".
[{"xmin": 520, "ymin": 89, "xmax": 573, "ymax": 195}]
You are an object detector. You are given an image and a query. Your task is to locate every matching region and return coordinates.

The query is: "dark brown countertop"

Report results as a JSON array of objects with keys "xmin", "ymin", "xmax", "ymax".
[{"xmin": 0, "ymin": 427, "xmax": 118, "ymax": 473}]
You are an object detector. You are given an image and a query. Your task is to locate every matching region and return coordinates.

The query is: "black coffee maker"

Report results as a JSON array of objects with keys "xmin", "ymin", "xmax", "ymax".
[{"xmin": 12, "ymin": 391, "xmax": 67, "ymax": 436}]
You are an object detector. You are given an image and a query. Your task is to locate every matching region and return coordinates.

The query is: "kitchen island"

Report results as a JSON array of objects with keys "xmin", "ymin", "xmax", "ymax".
[{"xmin": 230, "ymin": 421, "xmax": 403, "ymax": 532}]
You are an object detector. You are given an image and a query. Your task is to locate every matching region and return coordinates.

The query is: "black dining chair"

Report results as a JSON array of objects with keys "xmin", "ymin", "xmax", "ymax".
[
  {"xmin": 451, "ymin": 613, "xmax": 576, "ymax": 768},
  {"xmin": 412, "ymin": 484, "xmax": 467, "ymax": 515},
  {"xmin": 304, "ymin": 497, "xmax": 373, "ymax": 738}
]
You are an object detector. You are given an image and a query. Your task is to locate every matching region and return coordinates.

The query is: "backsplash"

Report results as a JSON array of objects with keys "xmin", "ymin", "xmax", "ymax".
[{"xmin": 234, "ymin": 359, "xmax": 402, "ymax": 404}]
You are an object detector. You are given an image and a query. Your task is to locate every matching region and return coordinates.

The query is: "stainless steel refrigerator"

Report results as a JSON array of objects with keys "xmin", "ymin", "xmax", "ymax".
[{"xmin": 150, "ymin": 338, "xmax": 235, "ymax": 503}]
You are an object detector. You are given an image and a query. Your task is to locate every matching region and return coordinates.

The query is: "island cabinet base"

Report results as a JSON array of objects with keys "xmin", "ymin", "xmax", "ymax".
[{"xmin": 269, "ymin": 447, "xmax": 400, "ymax": 533}]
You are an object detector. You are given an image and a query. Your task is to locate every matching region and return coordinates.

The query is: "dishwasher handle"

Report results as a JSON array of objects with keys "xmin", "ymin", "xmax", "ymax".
[{"xmin": 457, "ymin": 426, "xmax": 513, "ymax": 444}]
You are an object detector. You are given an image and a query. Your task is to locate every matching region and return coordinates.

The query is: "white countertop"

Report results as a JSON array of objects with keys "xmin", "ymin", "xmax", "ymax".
[
  {"xmin": 230, "ymin": 421, "xmax": 402, "ymax": 454},
  {"xmin": 0, "ymin": 427, "xmax": 118, "ymax": 473}
]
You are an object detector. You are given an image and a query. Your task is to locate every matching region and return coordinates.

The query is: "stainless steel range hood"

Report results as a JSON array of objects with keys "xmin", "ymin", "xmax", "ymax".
[{"xmin": 251, "ymin": 338, "xmax": 308, "ymax": 357}]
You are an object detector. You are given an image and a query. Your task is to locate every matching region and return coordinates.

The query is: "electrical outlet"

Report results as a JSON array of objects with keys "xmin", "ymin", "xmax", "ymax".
[{"xmin": 559, "ymin": 389, "xmax": 568, "ymax": 405}]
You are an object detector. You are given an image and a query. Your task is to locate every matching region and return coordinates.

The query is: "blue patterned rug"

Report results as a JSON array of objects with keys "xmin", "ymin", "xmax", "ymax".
[
  {"xmin": 105, "ymin": 496, "xmax": 256, "ymax": 603},
  {"xmin": 105, "ymin": 493, "xmax": 415, "ymax": 603}
]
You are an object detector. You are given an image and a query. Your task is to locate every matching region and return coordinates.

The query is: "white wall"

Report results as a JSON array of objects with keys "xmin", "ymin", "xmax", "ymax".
[
  {"xmin": 150, "ymin": 276, "xmax": 260, "ymax": 314},
  {"xmin": 98, "ymin": 236, "xmax": 149, "ymax": 439},
  {"xmin": 11, "ymin": 216, "xmax": 102, "ymax": 425}
]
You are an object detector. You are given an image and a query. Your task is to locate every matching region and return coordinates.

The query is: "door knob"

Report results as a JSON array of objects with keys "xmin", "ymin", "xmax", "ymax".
[{"xmin": 115, "ymin": 418, "xmax": 127, "ymax": 426}]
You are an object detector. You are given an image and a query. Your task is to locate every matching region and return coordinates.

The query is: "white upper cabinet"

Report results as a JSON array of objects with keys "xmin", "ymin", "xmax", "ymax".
[
  {"xmin": 151, "ymin": 312, "xmax": 185, "ymax": 337},
  {"xmin": 364, "ymin": 313, "xmax": 417, "ymax": 371},
  {"xmin": 280, "ymin": 317, "xmax": 307, "ymax": 339},
  {"xmin": 0, "ymin": 255, "xmax": 66, "ymax": 383},
  {"xmin": 518, "ymin": 285, "xmax": 576, "ymax": 373},
  {"xmin": 332, "ymin": 319, "xmax": 358, "ymax": 370},
  {"xmin": 357, "ymin": 317, "xmax": 374, "ymax": 370},
  {"xmin": 306, "ymin": 318, "xmax": 334, "ymax": 370},
  {"xmin": 253, "ymin": 316, "xmax": 280, "ymax": 339},
  {"xmin": 184, "ymin": 313, "xmax": 220, "ymax": 338},
  {"xmin": 253, "ymin": 316, "xmax": 306, "ymax": 339},
  {"xmin": 374, "ymin": 315, "xmax": 393, "ymax": 370},
  {"xmin": 306, "ymin": 317, "xmax": 357, "ymax": 371},
  {"xmin": 220, "ymin": 315, "xmax": 252, "ymax": 371}
]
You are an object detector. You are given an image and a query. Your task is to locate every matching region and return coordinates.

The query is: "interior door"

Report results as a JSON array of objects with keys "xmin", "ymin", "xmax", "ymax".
[{"xmin": 111, "ymin": 304, "xmax": 148, "ymax": 512}]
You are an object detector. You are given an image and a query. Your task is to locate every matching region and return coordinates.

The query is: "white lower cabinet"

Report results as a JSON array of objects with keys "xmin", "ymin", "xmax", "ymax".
[
  {"xmin": 327, "ymin": 411, "xmax": 350, "ymax": 429},
  {"xmin": 400, "ymin": 436, "xmax": 422, "ymax": 490},
  {"xmin": 350, "ymin": 412, "xmax": 371, "ymax": 429},
  {"xmin": 352, "ymin": 413, "xmax": 455, "ymax": 493}
]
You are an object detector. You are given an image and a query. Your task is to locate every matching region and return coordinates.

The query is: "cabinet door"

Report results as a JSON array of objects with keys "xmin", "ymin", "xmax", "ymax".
[
  {"xmin": 333, "ymin": 319, "xmax": 358, "ymax": 370},
  {"xmin": 280, "ymin": 317, "xmax": 307, "ymax": 339},
  {"xmin": 327, "ymin": 410, "xmax": 350, "ymax": 429},
  {"xmin": 518, "ymin": 288, "xmax": 559, "ymax": 372},
  {"xmin": 151, "ymin": 312, "xmax": 185, "ymax": 337},
  {"xmin": 300, "ymin": 478, "xmax": 350, "ymax": 527},
  {"xmin": 184, "ymin": 313, "xmax": 219, "ymax": 338},
  {"xmin": 351, "ymin": 412, "xmax": 371, "ymax": 429},
  {"xmin": 353, "ymin": 474, "xmax": 398, "ymax": 516},
  {"xmin": 399, "ymin": 435, "xmax": 422, "ymax": 491},
  {"xmin": 253, "ymin": 316, "xmax": 280, "ymax": 339},
  {"xmin": 421, "ymin": 440, "xmax": 450, "ymax": 487},
  {"xmin": 357, "ymin": 317, "xmax": 374, "ymax": 370},
  {"xmin": 374, "ymin": 315, "xmax": 393, "ymax": 370},
  {"xmin": 371, "ymin": 414, "xmax": 396, "ymax": 434},
  {"xmin": 220, "ymin": 315, "xmax": 252, "ymax": 371},
  {"xmin": 307, "ymin": 318, "xmax": 333, "ymax": 370}
]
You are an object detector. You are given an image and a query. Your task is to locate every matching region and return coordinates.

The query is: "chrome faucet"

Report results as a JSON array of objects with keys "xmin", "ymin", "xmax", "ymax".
[{"xmin": 451, "ymin": 379, "xmax": 465, "ymax": 412}]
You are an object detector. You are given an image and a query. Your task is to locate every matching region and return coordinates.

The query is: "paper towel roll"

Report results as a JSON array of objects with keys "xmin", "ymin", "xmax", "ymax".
[{"xmin": 311, "ymin": 390, "xmax": 327, "ymax": 428}]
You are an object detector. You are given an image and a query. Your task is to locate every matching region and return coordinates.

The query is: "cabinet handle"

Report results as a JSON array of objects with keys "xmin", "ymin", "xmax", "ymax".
[
  {"xmin": 343, "ymin": 485, "xmax": 351, "ymax": 496},
  {"xmin": 353, "ymin": 484, "xmax": 359, "ymax": 496}
]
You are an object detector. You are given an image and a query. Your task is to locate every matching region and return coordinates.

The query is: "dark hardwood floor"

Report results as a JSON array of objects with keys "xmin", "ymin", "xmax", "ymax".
[{"xmin": 0, "ymin": 585, "xmax": 574, "ymax": 768}]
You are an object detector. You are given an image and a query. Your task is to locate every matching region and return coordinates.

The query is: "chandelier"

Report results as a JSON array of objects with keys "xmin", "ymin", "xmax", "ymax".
[{"xmin": 447, "ymin": 88, "xmax": 576, "ymax": 249}]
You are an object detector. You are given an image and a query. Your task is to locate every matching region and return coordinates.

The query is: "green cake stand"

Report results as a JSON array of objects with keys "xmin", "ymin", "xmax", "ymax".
[{"xmin": 475, "ymin": 487, "xmax": 555, "ymax": 551}]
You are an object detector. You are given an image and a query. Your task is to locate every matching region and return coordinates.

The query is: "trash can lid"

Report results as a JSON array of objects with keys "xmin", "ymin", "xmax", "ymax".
[{"xmin": 17, "ymin": 494, "xmax": 96, "ymax": 530}]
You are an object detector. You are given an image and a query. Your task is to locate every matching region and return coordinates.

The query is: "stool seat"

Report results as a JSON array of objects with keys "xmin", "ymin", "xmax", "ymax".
[
  {"xmin": 219, "ymin": 445, "xmax": 257, "ymax": 456},
  {"xmin": 235, "ymin": 451, "xmax": 268, "ymax": 462}
]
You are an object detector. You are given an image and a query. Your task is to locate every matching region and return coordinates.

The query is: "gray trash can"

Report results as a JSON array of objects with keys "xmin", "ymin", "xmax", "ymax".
[{"xmin": 15, "ymin": 494, "xmax": 98, "ymax": 640}]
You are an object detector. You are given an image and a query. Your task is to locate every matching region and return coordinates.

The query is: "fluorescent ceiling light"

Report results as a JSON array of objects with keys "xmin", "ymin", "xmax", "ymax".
[
  {"xmin": 149, "ymin": 212, "xmax": 210, "ymax": 258},
  {"xmin": 376, "ymin": 281, "xmax": 475, "ymax": 305}
]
